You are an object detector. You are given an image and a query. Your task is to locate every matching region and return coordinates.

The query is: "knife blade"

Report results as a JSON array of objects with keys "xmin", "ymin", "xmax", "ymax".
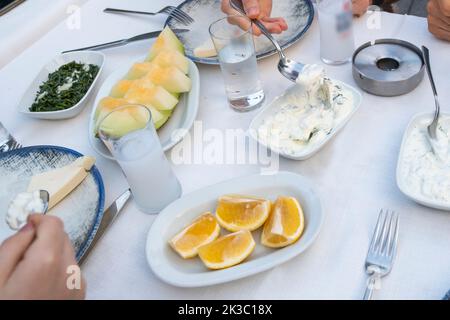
[
  {"xmin": 62, "ymin": 29, "xmax": 189, "ymax": 54},
  {"xmin": 78, "ymin": 189, "xmax": 132, "ymax": 265}
]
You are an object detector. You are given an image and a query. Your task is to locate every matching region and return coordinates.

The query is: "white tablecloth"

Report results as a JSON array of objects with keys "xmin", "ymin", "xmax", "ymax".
[{"xmin": 0, "ymin": 0, "xmax": 449, "ymax": 300}]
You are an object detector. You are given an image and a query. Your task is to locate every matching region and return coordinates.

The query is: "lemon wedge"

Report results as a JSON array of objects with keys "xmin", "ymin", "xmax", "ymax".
[
  {"xmin": 169, "ymin": 213, "xmax": 220, "ymax": 259},
  {"xmin": 216, "ymin": 195, "xmax": 271, "ymax": 232},
  {"xmin": 261, "ymin": 196, "xmax": 305, "ymax": 248}
]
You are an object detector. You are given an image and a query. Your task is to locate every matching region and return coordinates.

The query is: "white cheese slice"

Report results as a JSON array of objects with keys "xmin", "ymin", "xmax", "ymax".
[
  {"xmin": 193, "ymin": 39, "xmax": 217, "ymax": 58},
  {"xmin": 27, "ymin": 156, "xmax": 96, "ymax": 210}
]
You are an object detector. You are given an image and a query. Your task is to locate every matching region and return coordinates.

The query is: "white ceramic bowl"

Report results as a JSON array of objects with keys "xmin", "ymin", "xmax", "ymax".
[
  {"xmin": 249, "ymin": 80, "xmax": 362, "ymax": 160},
  {"xmin": 17, "ymin": 51, "xmax": 105, "ymax": 120},
  {"xmin": 396, "ymin": 112, "xmax": 450, "ymax": 211},
  {"xmin": 88, "ymin": 59, "xmax": 200, "ymax": 160},
  {"xmin": 146, "ymin": 171, "xmax": 323, "ymax": 287}
]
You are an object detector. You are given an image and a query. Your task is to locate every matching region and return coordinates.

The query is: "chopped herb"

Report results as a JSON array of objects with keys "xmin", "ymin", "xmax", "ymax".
[{"xmin": 30, "ymin": 61, "xmax": 99, "ymax": 112}]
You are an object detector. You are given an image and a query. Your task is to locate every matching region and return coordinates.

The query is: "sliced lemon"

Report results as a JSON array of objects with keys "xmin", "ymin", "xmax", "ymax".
[
  {"xmin": 261, "ymin": 196, "xmax": 305, "ymax": 248},
  {"xmin": 198, "ymin": 230, "xmax": 256, "ymax": 270},
  {"xmin": 215, "ymin": 195, "xmax": 271, "ymax": 232},
  {"xmin": 169, "ymin": 213, "xmax": 220, "ymax": 259}
]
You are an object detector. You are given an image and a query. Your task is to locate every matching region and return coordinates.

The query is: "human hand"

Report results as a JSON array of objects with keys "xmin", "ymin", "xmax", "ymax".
[
  {"xmin": 352, "ymin": 0, "xmax": 372, "ymax": 17},
  {"xmin": 428, "ymin": 0, "xmax": 450, "ymax": 41},
  {"xmin": 0, "ymin": 215, "xmax": 85, "ymax": 300},
  {"xmin": 221, "ymin": 0, "xmax": 288, "ymax": 36}
]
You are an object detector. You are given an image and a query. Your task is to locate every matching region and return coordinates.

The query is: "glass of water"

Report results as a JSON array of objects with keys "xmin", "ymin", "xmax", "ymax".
[
  {"xmin": 98, "ymin": 104, "xmax": 182, "ymax": 214},
  {"xmin": 209, "ymin": 15, "xmax": 265, "ymax": 112},
  {"xmin": 317, "ymin": 0, "xmax": 355, "ymax": 65}
]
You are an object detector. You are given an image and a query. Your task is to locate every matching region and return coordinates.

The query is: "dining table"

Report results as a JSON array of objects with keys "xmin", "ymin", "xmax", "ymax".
[{"xmin": 0, "ymin": 0, "xmax": 449, "ymax": 300}]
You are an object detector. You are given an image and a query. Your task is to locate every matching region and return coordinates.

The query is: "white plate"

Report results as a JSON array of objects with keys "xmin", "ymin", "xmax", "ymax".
[
  {"xmin": 396, "ymin": 112, "xmax": 450, "ymax": 211},
  {"xmin": 249, "ymin": 80, "xmax": 362, "ymax": 160},
  {"xmin": 146, "ymin": 171, "xmax": 323, "ymax": 287},
  {"xmin": 88, "ymin": 59, "xmax": 200, "ymax": 160},
  {"xmin": 17, "ymin": 51, "xmax": 105, "ymax": 120}
]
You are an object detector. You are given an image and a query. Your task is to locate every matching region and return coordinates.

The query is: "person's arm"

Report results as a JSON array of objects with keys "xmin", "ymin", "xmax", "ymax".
[
  {"xmin": 221, "ymin": 0, "xmax": 288, "ymax": 36},
  {"xmin": 428, "ymin": 0, "xmax": 450, "ymax": 41},
  {"xmin": 0, "ymin": 215, "xmax": 85, "ymax": 300}
]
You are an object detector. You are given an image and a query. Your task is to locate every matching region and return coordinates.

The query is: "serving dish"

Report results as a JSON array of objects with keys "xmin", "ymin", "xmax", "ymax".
[
  {"xmin": 146, "ymin": 171, "xmax": 323, "ymax": 287},
  {"xmin": 17, "ymin": 51, "xmax": 105, "ymax": 120},
  {"xmin": 396, "ymin": 112, "xmax": 450, "ymax": 211},
  {"xmin": 166, "ymin": 0, "xmax": 314, "ymax": 65},
  {"xmin": 249, "ymin": 80, "xmax": 362, "ymax": 160},
  {"xmin": 88, "ymin": 59, "xmax": 200, "ymax": 160},
  {"xmin": 0, "ymin": 146, "xmax": 105, "ymax": 261}
]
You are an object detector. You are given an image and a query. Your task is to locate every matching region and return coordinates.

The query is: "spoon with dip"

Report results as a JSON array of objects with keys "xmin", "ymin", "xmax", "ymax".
[
  {"xmin": 422, "ymin": 46, "xmax": 446, "ymax": 160},
  {"xmin": 229, "ymin": 0, "xmax": 332, "ymax": 107},
  {"xmin": 6, "ymin": 190, "xmax": 49, "ymax": 231}
]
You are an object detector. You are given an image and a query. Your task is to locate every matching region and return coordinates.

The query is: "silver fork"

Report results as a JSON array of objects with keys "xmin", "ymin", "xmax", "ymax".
[
  {"xmin": 0, "ymin": 122, "xmax": 23, "ymax": 153},
  {"xmin": 104, "ymin": 6, "xmax": 194, "ymax": 26},
  {"xmin": 363, "ymin": 209, "xmax": 399, "ymax": 300}
]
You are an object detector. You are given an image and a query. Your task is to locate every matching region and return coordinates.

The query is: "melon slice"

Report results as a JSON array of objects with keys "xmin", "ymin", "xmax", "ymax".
[
  {"xmin": 125, "ymin": 62, "xmax": 154, "ymax": 80},
  {"xmin": 152, "ymin": 50, "xmax": 189, "ymax": 74},
  {"xmin": 125, "ymin": 80, "xmax": 179, "ymax": 111},
  {"xmin": 147, "ymin": 27, "xmax": 185, "ymax": 61},
  {"xmin": 110, "ymin": 80, "xmax": 134, "ymax": 98},
  {"xmin": 143, "ymin": 64, "xmax": 191, "ymax": 93},
  {"xmin": 94, "ymin": 97, "xmax": 128, "ymax": 128},
  {"xmin": 98, "ymin": 107, "xmax": 149, "ymax": 139}
]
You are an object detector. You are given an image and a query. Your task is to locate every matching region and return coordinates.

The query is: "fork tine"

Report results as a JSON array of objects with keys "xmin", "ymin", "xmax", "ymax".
[
  {"xmin": 163, "ymin": 7, "xmax": 189, "ymax": 25},
  {"xmin": 172, "ymin": 6, "xmax": 194, "ymax": 23},
  {"xmin": 380, "ymin": 211, "xmax": 394, "ymax": 255},
  {"xmin": 387, "ymin": 212, "xmax": 399, "ymax": 258},
  {"xmin": 369, "ymin": 209, "xmax": 385, "ymax": 253}
]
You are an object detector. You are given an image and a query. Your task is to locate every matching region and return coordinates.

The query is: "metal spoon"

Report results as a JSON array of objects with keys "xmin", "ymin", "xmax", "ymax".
[
  {"xmin": 229, "ymin": 0, "xmax": 305, "ymax": 82},
  {"xmin": 422, "ymin": 46, "xmax": 443, "ymax": 157},
  {"xmin": 6, "ymin": 190, "xmax": 49, "ymax": 231}
]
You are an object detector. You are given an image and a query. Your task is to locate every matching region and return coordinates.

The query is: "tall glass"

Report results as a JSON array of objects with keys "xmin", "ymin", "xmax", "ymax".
[
  {"xmin": 317, "ymin": 0, "xmax": 355, "ymax": 65},
  {"xmin": 98, "ymin": 105, "xmax": 182, "ymax": 214},
  {"xmin": 209, "ymin": 15, "xmax": 265, "ymax": 112}
]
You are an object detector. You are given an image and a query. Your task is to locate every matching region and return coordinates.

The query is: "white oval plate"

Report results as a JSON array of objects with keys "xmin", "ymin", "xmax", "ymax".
[
  {"xmin": 248, "ymin": 80, "xmax": 362, "ymax": 160},
  {"xmin": 396, "ymin": 112, "xmax": 450, "ymax": 211},
  {"xmin": 88, "ymin": 59, "xmax": 200, "ymax": 160},
  {"xmin": 146, "ymin": 171, "xmax": 323, "ymax": 287},
  {"xmin": 18, "ymin": 51, "xmax": 105, "ymax": 120}
]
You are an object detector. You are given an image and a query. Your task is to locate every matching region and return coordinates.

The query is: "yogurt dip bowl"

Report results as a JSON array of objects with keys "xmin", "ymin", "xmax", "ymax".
[{"xmin": 396, "ymin": 112, "xmax": 450, "ymax": 211}]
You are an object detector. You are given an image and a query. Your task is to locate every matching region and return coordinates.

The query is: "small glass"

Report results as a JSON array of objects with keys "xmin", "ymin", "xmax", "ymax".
[
  {"xmin": 98, "ymin": 105, "xmax": 182, "ymax": 214},
  {"xmin": 209, "ymin": 15, "xmax": 265, "ymax": 112},
  {"xmin": 317, "ymin": 0, "xmax": 355, "ymax": 65}
]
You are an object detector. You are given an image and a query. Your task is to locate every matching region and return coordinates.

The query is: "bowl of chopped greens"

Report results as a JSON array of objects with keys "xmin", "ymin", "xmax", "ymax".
[{"xmin": 17, "ymin": 51, "xmax": 105, "ymax": 120}]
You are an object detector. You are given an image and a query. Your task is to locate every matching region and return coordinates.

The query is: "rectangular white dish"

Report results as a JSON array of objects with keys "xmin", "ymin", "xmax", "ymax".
[
  {"xmin": 146, "ymin": 172, "xmax": 323, "ymax": 287},
  {"xmin": 396, "ymin": 112, "xmax": 450, "ymax": 211},
  {"xmin": 17, "ymin": 51, "xmax": 105, "ymax": 120},
  {"xmin": 249, "ymin": 80, "xmax": 362, "ymax": 160}
]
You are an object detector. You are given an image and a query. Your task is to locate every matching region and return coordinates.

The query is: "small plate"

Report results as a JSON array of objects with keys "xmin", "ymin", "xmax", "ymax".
[
  {"xmin": 146, "ymin": 171, "xmax": 323, "ymax": 287},
  {"xmin": 166, "ymin": 0, "xmax": 314, "ymax": 65},
  {"xmin": 396, "ymin": 112, "xmax": 450, "ymax": 211},
  {"xmin": 88, "ymin": 59, "xmax": 200, "ymax": 160},
  {"xmin": 0, "ymin": 146, "xmax": 105, "ymax": 261},
  {"xmin": 249, "ymin": 80, "xmax": 362, "ymax": 160},
  {"xmin": 17, "ymin": 51, "xmax": 105, "ymax": 120}
]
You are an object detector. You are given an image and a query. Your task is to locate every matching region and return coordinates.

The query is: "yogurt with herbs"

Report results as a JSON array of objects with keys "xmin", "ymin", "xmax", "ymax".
[
  {"xmin": 400, "ymin": 116, "xmax": 450, "ymax": 204},
  {"xmin": 257, "ymin": 66, "xmax": 354, "ymax": 156}
]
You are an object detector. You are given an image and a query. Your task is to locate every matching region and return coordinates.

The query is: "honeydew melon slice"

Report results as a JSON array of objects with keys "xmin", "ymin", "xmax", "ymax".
[
  {"xmin": 125, "ymin": 81, "xmax": 179, "ymax": 111},
  {"xmin": 110, "ymin": 80, "xmax": 134, "ymax": 98},
  {"xmin": 146, "ymin": 27, "xmax": 185, "ymax": 61},
  {"xmin": 143, "ymin": 64, "xmax": 191, "ymax": 93},
  {"xmin": 152, "ymin": 50, "xmax": 189, "ymax": 74},
  {"xmin": 94, "ymin": 97, "xmax": 128, "ymax": 128},
  {"xmin": 125, "ymin": 62, "xmax": 154, "ymax": 80},
  {"xmin": 98, "ymin": 107, "xmax": 149, "ymax": 139}
]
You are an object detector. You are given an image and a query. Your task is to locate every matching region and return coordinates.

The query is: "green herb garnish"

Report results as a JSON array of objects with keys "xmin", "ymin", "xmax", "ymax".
[{"xmin": 30, "ymin": 61, "xmax": 99, "ymax": 112}]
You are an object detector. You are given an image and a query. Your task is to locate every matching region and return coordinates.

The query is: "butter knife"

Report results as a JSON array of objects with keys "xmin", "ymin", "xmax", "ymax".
[
  {"xmin": 62, "ymin": 29, "xmax": 189, "ymax": 53},
  {"xmin": 78, "ymin": 189, "xmax": 132, "ymax": 265}
]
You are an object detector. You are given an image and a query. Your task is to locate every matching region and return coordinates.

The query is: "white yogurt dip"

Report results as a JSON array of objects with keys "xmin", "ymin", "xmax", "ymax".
[
  {"xmin": 257, "ymin": 66, "xmax": 354, "ymax": 156},
  {"xmin": 6, "ymin": 191, "xmax": 46, "ymax": 230},
  {"xmin": 400, "ymin": 116, "xmax": 450, "ymax": 203}
]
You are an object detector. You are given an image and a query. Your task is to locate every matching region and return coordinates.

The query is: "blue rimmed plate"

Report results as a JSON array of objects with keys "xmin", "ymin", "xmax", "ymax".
[
  {"xmin": 0, "ymin": 146, "xmax": 105, "ymax": 261},
  {"xmin": 166, "ymin": 0, "xmax": 314, "ymax": 65}
]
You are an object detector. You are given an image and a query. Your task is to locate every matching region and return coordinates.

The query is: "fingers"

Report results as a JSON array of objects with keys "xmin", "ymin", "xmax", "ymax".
[
  {"xmin": 242, "ymin": 0, "xmax": 261, "ymax": 19},
  {"xmin": 253, "ymin": 17, "xmax": 288, "ymax": 36},
  {"xmin": 0, "ymin": 223, "xmax": 36, "ymax": 285},
  {"xmin": 428, "ymin": 0, "xmax": 450, "ymax": 41},
  {"xmin": 352, "ymin": 0, "xmax": 371, "ymax": 17},
  {"xmin": 437, "ymin": 0, "xmax": 450, "ymax": 17}
]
